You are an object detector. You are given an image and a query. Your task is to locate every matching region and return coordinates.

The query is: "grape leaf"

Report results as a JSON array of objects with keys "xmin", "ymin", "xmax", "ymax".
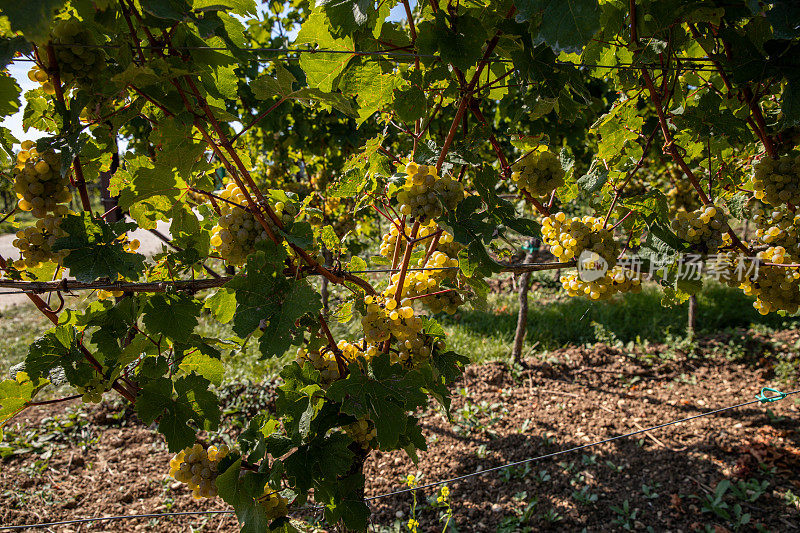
[
  {"xmin": 326, "ymin": 354, "xmax": 427, "ymax": 449},
  {"xmin": 53, "ymin": 214, "xmax": 146, "ymax": 283},
  {"xmin": 338, "ymin": 57, "xmax": 401, "ymax": 126},
  {"xmin": 227, "ymin": 244, "xmax": 322, "ymax": 358},
  {"xmin": 141, "ymin": 293, "xmax": 202, "ymax": 343},
  {"xmin": 216, "ymin": 459, "xmax": 274, "ymax": 533},
  {"xmin": 2, "ymin": 0, "xmax": 66, "ymax": 43},
  {"xmin": 296, "ymin": 11, "xmax": 355, "ymax": 92},
  {"xmin": 516, "ymin": 0, "xmax": 601, "ymax": 53},
  {"xmin": 0, "ymin": 373, "xmax": 47, "ymax": 429},
  {"xmin": 0, "ymin": 73, "xmax": 21, "ymax": 117},
  {"xmin": 178, "ymin": 352, "xmax": 225, "ymax": 386},
  {"xmin": 205, "ymin": 288, "xmax": 237, "ymax": 324},
  {"xmin": 136, "ymin": 374, "xmax": 220, "ymax": 452}
]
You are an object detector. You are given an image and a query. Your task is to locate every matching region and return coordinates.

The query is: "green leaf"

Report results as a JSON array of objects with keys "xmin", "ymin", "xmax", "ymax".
[
  {"xmin": 0, "ymin": 37, "xmax": 31, "ymax": 68},
  {"xmin": 338, "ymin": 57, "xmax": 401, "ymax": 126},
  {"xmin": 2, "ymin": 0, "xmax": 67, "ymax": 43},
  {"xmin": 326, "ymin": 354, "xmax": 427, "ymax": 449},
  {"xmin": 136, "ymin": 374, "xmax": 220, "ymax": 452},
  {"xmin": 178, "ymin": 352, "xmax": 225, "ymax": 386},
  {"xmin": 24, "ymin": 325, "xmax": 86, "ymax": 383},
  {"xmin": 227, "ymin": 244, "xmax": 322, "ymax": 357},
  {"xmin": 517, "ymin": 0, "xmax": 601, "ymax": 53},
  {"xmin": 205, "ymin": 288, "xmax": 237, "ymax": 324},
  {"xmin": 52, "ymin": 214, "xmax": 146, "ymax": 283},
  {"xmin": 417, "ymin": 13, "xmax": 487, "ymax": 71},
  {"xmin": 577, "ymin": 159, "xmax": 608, "ymax": 193},
  {"xmin": 0, "ymin": 73, "xmax": 21, "ymax": 117},
  {"xmin": 216, "ymin": 459, "xmax": 273, "ymax": 533},
  {"xmin": 283, "ymin": 433, "xmax": 354, "ymax": 491},
  {"xmin": 318, "ymin": 225, "xmax": 340, "ymax": 253},
  {"xmin": 781, "ymin": 74, "xmax": 800, "ymax": 128},
  {"xmin": 296, "ymin": 11, "xmax": 355, "ymax": 92},
  {"xmin": 0, "ymin": 373, "xmax": 46, "ymax": 428},
  {"xmin": 141, "ymin": 293, "xmax": 202, "ymax": 343}
]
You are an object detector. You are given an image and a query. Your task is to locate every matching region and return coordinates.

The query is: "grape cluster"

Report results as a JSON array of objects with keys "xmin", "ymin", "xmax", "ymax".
[
  {"xmin": 344, "ymin": 418, "xmax": 377, "ymax": 449},
  {"xmin": 511, "ymin": 150, "xmax": 565, "ymax": 197},
  {"xmin": 752, "ymin": 153, "xmax": 800, "ymax": 207},
  {"xmin": 169, "ymin": 443, "xmax": 230, "ymax": 499},
  {"xmin": 670, "ymin": 204, "xmax": 728, "ymax": 253},
  {"xmin": 542, "ymin": 212, "xmax": 619, "ymax": 266},
  {"xmin": 560, "ymin": 266, "xmax": 642, "ymax": 300},
  {"xmin": 210, "ymin": 182, "xmax": 295, "ymax": 265},
  {"xmin": 396, "ymin": 162, "xmax": 464, "ymax": 223},
  {"xmin": 13, "ymin": 215, "xmax": 69, "ymax": 268},
  {"xmin": 76, "ymin": 375, "xmax": 106, "ymax": 403},
  {"xmin": 51, "ymin": 19, "xmax": 106, "ymax": 86},
  {"xmin": 27, "ymin": 65, "xmax": 56, "ymax": 95},
  {"xmin": 379, "ymin": 220, "xmax": 435, "ymax": 259},
  {"xmin": 258, "ymin": 490, "xmax": 289, "ymax": 521},
  {"xmin": 666, "ymin": 171, "xmax": 701, "ymax": 215},
  {"xmin": 741, "ymin": 247, "xmax": 800, "ymax": 315},
  {"xmin": 361, "ymin": 295, "xmax": 441, "ymax": 365},
  {"xmin": 753, "ymin": 204, "xmax": 800, "ymax": 262},
  {"xmin": 13, "ymin": 141, "xmax": 71, "ymax": 219},
  {"xmin": 402, "ymin": 249, "xmax": 463, "ymax": 314},
  {"xmin": 296, "ymin": 348, "xmax": 340, "ymax": 383}
]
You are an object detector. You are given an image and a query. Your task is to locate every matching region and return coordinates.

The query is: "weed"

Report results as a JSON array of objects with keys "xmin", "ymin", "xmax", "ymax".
[{"xmin": 610, "ymin": 500, "xmax": 639, "ymax": 531}]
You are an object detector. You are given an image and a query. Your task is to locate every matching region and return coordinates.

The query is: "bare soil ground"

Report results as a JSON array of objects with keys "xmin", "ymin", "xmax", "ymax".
[{"xmin": 1, "ymin": 332, "xmax": 798, "ymax": 532}]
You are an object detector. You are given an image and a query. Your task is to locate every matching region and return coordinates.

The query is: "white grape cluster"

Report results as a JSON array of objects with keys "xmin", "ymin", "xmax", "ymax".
[
  {"xmin": 560, "ymin": 266, "xmax": 642, "ymax": 300},
  {"xmin": 752, "ymin": 152, "xmax": 800, "ymax": 207},
  {"xmin": 344, "ymin": 418, "xmax": 377, "ymax": 449},
  {"xmin": 296, "ymin": 348, "xmax": 341, "ymax": 383},
  {"xmin": 379, "ymin": 220, "xmax": 435, "ymax": 259},
  {"xmin": 396, "ymin": 162, "xmax": 464, "ymax": 223},
  {"xmin": 258, "ymin": 490, "xmax": 289, "ymax": 521},
  {"xmin": 666, "ymin": 172, "xmax": 700, "ymax": 215},
  {"xmin": 361, "ymin": 295, "xmax": 442, "ymax": 365},
  {"xmin": 402, "ymin": 249, "xmax": 463, "ymax": 314},
  {"xmin": 13, "ymin": 141, "xmax": 71, "ymax": 219},
  {"xmin": 741, "ymin": 246, "xmax": 800, "ymax": 315},
  {"xmin": 542, "ymin": 212, "xmax": 619, "ymax": 266},
  {"xmin": 210, "ymin": 182, "xmax": 295, "ymax": 265},
  {"xmin": 76, "ymin": 375, "xmax": 106, "ymax": 403},
  {"xmin": 169, "ymin": 443, "xmax": 230, "ymax": 499},
  {"xmin": 511, "ymin": 149, "xmax": 565, "ymax": 197},
  {"xmin": 670, "ymin": 204, "xmax": 728, "ymax": 253},
  {"xmin": 51, "ymin": 19, "xmax": 106, "ymax": 85},
  {"xmin": 13, "ymin": 216, "xmax": 69, "ymax": 268},
  {"xmin": 27, "ymin": 65, "xmax": 56, "ymax": 95},
  {"xmin": 753, "ymin": 204, "xmax": 800, "ymax": 262}
]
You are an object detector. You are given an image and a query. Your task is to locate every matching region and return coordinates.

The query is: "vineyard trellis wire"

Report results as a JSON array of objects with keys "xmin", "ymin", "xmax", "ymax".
[{"xmin": 0, "ymin": 387, "xmax": 795, "ymax": 532}]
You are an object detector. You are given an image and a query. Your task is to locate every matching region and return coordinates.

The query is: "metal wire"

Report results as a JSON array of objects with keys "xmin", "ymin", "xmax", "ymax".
[
  {"xmin": 364, "ymin": 388, "xmax": 800, "ymax": 501},
  {"xmin": 1, "ymin": 388, "xmax": 795, "ymax": 530}
]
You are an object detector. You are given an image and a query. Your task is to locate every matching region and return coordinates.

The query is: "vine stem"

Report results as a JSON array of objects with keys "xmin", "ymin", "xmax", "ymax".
[
  {"xmin": 603, "ymin": 128, "xmax": 657, "ymax": 228},
  {"xmin": 401, "ymin": 0, "xmax": 422, "ymax": 155},
  {"xmin": 392, "ymin": 220, "xmax": 421, "ymax": 306},
  {"xmin": 522, "ymin": 190, "xmax": 551, "ymax": 217},
  {"xmin": 44, "ymin": 45, "xmax": 92, "ymax": 213},
  {"xmin": 435, "ymin": 6, "xmax": 516, "ymax": 171},
  {"xmin": 28, "ymin": 394, "xmax": 82, "ymax": 406}
]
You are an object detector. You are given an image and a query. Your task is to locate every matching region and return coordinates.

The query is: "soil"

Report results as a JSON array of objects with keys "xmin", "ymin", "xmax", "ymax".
[{"xmin": 1, "ymin": 333, "xmax": 799, "ymax": 532}]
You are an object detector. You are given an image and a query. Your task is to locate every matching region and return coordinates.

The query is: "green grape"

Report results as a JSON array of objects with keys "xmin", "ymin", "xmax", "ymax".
[
  {"xmin": 666, "ymin": 169, "xmax": 701, "ymax": 216},
  {"xmin": 344, "ymin": 418, "xmax": 377, "ymax": 449},
  {"xmin": 210, "ymin": 182, "xmax": 296, "ymax": 265},
  {"xmin": 51, "ymin": 19, "xmax": 106, "ymax": 86},
  {"xmin": 13, "ymin": 141, "xmax": 72, "ymax": 219},
  {"xmin": 560, "ymin": 266, "xmax": 642, "ymax": 301},
  {"xmin": 741, "ymin": 246, "xmax": 800, "ymax": 315},
  {"xmin": 752, "ymin": 152, "xmax": 800, "ymax": 207},
  {"xmin": 296, "ymin": 347, "xmax": 340, "ymax": 382},
  {"xmin": 542, "ymin": 212, "xmax": 619, "ymax": 267},
  {"xmin": 670, "ymin": 203, "xmax": 728, "ymax": 253},
  {"xmin": 511, "ymin": 149, "xmax": 565, "ymax": 197},
  {"xmin": 13, "ymin": 214, "xmax": 69, "ymax": 269},
  {"xmin": 396, "ymin": 162, "xmax": 464, "ymax": 223},
  {"xmin": 168, "ymin": 443, "xmax": 229, "ymax": 499},
  {"xmin": 76, "ymin": 375, "xmax": 106, "ymax": 404},
  {"xmin": 258, "ymin": 490, "xmax": 289, "ymax": 520},
  {"xmin": 753, "ymin": 203, "xmax": 800, "ymax": 262}
]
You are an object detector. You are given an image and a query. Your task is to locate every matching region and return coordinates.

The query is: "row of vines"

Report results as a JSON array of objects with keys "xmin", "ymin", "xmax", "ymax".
[{"xmin": 0, "ymin": 0, "xmax": 799, "ymax": 531}]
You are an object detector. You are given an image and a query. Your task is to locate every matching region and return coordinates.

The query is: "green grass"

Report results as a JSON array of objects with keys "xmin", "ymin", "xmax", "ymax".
[{"xmin": 438, "ymin": 282, "xmax": 799, "ymax": 363}]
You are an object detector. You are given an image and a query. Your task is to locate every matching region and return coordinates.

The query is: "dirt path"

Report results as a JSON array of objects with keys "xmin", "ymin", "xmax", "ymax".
[
  {"xmin": 1, "ymin": 337, "xmax": 797, "ymax": 532},
  {"xmin": 0, "ymin": 220, "xmax": 171, "ymax": 310}
]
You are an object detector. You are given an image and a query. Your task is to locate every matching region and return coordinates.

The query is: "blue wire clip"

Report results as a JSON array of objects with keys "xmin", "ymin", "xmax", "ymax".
[{"xmin": 756, "ymin": 387, "xmax": 787, "ymax": 404}]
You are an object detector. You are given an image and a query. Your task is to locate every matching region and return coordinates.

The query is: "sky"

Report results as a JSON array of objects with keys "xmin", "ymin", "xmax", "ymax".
[{"xmin": 0, "ymin": 2, "xmax": 412, "ymax": 150}]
